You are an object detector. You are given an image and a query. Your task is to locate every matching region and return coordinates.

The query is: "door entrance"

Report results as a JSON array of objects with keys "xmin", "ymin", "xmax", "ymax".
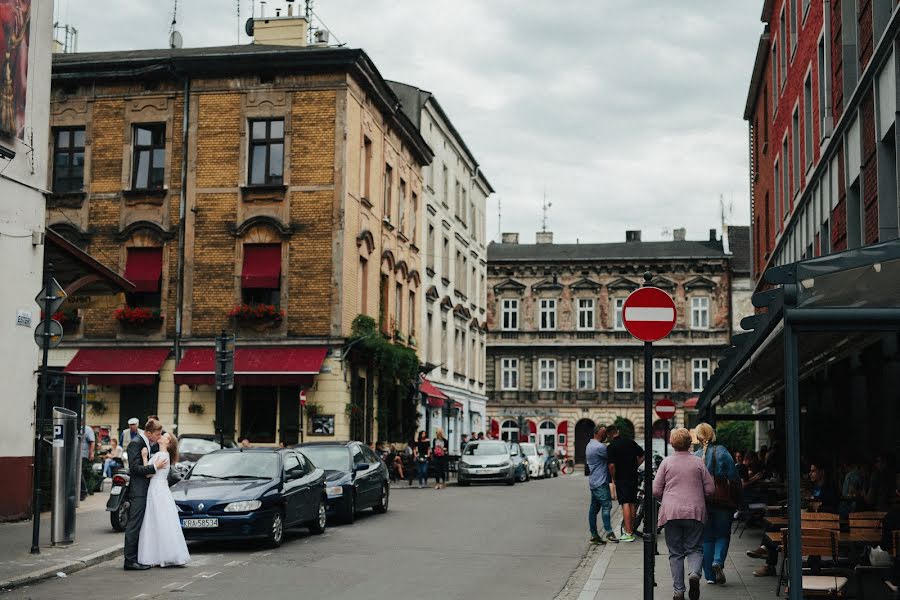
[
  {"xmin": 119, "ymin": 385, "xmax": 159, "ymax": 432},
  {"xmin": 573, "ymin": 418, "xmax": 596, "ymax": 465}
]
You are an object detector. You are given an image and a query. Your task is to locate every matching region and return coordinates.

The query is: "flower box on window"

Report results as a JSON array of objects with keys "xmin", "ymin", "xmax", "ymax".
[
  {"xmin": 228, "ymin": 303, "xmax": 284, "ymax": 324},
  {"xmin": 114, "ymin": 306, "xmax": 163, "ymax": 329}
]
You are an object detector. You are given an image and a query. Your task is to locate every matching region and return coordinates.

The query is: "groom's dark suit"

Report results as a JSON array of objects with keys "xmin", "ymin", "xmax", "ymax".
[{"xmin": 124, "ymin": 435, "xmax": 158, "ymax": 566}]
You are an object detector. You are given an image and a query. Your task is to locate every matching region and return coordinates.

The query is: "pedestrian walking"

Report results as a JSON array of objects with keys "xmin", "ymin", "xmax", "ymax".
[
  {"xmin": 606, "ymin": 425, "xmax": 645, "ymax": 542},
  {"xmin": 694, "ymin": 423, "xmax": 740, "ymax": 586},
  {"xmin": 414, "ymin": 430, "xmax": 430, "ymax": 488},
  {"xmin": 103, "ymin": 437, "xmax": 124, "ymax": 478},
  {"xmin": 120, "ymin": 417, "xmax": 143, "ymax": 447},
  {"xmin": 653, "ymin": 427, "xmax": 715, "ymax": 600},
  {"xmin": 586, "ymin": 425, "xmax": 618, "ymax": 544},
  {"xmin": 432, "ymin": 428, "xmax": 449, "ymax": 489},
  {"xmin": 80, "ymin": 423, "xmax": 96, "ymax": 499}
]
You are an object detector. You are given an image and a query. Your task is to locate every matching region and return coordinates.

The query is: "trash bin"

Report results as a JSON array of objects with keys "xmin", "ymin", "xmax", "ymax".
[{"xmin": 51, "ymin": 406, "xmax": 78, "ymax": 545}]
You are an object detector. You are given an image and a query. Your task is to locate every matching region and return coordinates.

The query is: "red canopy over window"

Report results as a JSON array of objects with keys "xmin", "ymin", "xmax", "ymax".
[
  {"xmin": 490, "ymin": 419, "xmax": 500, "ymax": 438},
  {"xmin": 65, "ymin": 348, "xmax": 170, "ymax": 385},
  {"xmin": 174, "ymin": 347, "xmax": 326, "ymax": 385},
  {"xmin": 124, "ymin": 247, "xmax": 163, "ymax": 293},
  {"xmin": 420, "ymin": 377, "xmax": 447, "ymax": 407},
  {"xmin": 527, "ymin": 420, "xmax": 537, "ymax": 435},
  {"xmin": 242, "ymin": 244, "xmax": 281, "ymax": 289},
  {"xmin": 452, "ymin": 401, "xmax": 464, "ymax": 411},
  {"xmin": 557, "ymin": 420, "xmax": 569, "ymax": 436}
]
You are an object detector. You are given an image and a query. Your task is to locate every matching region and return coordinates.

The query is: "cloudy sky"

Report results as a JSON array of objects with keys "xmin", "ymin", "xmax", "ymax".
[{"xmin": 61, "ymin": 0, "xmax": 762, "ymax": 244}]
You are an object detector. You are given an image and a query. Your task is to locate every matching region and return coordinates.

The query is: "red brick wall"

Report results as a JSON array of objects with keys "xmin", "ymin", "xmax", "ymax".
[
  {"xmin": 861, "ymin": 90, "xmax": 880, "ymax": 244},
  {"xmin": 858, "ymin": 0, "xmax": 874, "ymax": 69},
  {"xmin": 832, "ymin": 0, "xmax": 845, "ymax": 124}
]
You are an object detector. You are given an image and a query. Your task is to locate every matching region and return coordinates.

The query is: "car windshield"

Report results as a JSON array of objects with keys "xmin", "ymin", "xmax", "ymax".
[
  {"xmin": 178, "ymin": 438, "xmax": 221, "ymax": 456},
  {"xmin": 298, "ymin": 446, "xmax": 351, "ymax": 472},
  {"xmin": 189, "ymin": 452, "xmax": 279, "ymax": 480},
  {"xmin": 463, "ymin": 442, "xmax": 507, "ymax": 456},
  {"xmin": 520, "ymin": 444, "xmax": 538, "ymax": 456}
]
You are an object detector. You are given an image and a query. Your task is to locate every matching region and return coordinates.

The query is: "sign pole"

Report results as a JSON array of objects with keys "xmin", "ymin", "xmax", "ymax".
[
  {"xmin": 31, "ymin": 264, "xmax": 54, "ymax": 554},
  {"xmin": 643, "ymin": 338, "xmax": 654, "ymax": 599}
]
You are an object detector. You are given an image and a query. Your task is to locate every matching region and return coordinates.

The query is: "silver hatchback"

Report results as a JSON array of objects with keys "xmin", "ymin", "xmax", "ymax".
[{"xmin": 457, "ymin": 440, "xmax": 516, "ymax": 486}]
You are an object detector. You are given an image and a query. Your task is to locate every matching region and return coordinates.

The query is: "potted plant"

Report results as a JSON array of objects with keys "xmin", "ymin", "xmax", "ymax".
[
  {"xmin": 304, "ymin": 402, "xmax": 321, "ymax": 418},
  {"xmin": 114, "ymin": 306, "xmax": 163, "ymax": 330},
  {"xmin": 87, "ymin": 400, "xmax": 107, "ymax": 415},
  {"xmin": 187, "ymin": 402, "xmax": 204, "ymax": 415},
  {"xmin": 228, "ymin": 303, "xmax": 284, "ymax": 330}
]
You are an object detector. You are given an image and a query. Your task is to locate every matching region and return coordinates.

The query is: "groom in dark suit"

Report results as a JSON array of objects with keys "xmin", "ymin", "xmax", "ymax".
[{"xmin": 123, "ymin": 418, "xmax": 165, "ymax": 570}]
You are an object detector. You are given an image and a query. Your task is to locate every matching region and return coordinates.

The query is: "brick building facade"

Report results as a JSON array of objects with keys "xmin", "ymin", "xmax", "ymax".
[
  {"xmin": 46, "ymin": 17, "xmax": 432, "ymax": 446},
  {"xmin": 485, "ymin": 230, "xmax": 740, "ymax": 464}
]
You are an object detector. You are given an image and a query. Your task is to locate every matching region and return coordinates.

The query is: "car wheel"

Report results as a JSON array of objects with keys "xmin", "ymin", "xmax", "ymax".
[
  {"xmin": 552, "ymin": 468, "xmax": 559, "ymax": 478},
  {"xmin": 518, "ymin": 468, "xmax": 528, "ymax": 483},
  {"xmin": 308, "ymin": 498, "xmax": 327, "ymax": 535},
  {"xmin": 110, "ymin": 499, "xmax": 129, "ymax": 532},
  {"xmin": 506, "ymin": 474, "xmax": 516, "ymax": 486},
  {"xmin": 372, "ymin": 483, "xmax": 389, "ymax": 514},
  {"xmin": 267, "ymin": 509, "xmax": 284, "ymax": 548}
]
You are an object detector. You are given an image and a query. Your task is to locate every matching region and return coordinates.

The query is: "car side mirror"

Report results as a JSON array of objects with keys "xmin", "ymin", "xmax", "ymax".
[{"xmin": 354, "ymin": 463, "xmax": 368, "ymax": 472}]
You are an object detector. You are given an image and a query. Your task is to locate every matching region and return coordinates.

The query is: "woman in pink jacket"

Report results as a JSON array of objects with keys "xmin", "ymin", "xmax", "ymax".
[{"xmin": 653, "ymin": 428, "xmax": 715, "ymax": 600}]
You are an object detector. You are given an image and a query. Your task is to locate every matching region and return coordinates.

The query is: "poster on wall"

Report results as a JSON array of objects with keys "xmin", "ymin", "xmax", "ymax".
[{"xmin": 0, "ymin": 0, "xmax": 30, "ymax": 139}]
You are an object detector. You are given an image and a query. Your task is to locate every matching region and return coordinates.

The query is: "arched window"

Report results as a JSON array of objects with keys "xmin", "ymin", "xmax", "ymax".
[
  {"xmin": 539, "ymin": 420, "xmax": 557, "ymax": 449},
  {"xmin": 500, "ymin": 419, "xmax": 519, "ymax": 443}
]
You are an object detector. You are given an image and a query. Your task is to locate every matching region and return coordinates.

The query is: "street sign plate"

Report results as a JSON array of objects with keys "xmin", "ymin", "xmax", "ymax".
[
  {"xmin": 35, "ymin": 278, "xmax": 67, "ymax": 315},
  {"xmin": 655, "ymin": 398, "xmax": 676, "ymax": 419},
  {"xmin": 622, "ymin": 287, "xmax": 676, "ymax": 342},
  {"xmin": 34, "ymin": 319, "xmax": 63, "ymax": 349},
  {"xmin": 299, "ymin": 390, "xmax": 306, "ymax": 405}
]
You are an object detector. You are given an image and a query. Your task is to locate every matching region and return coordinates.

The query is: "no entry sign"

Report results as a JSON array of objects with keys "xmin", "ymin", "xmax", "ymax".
[
  {"xmin": 622, "ymin": 286, "xmax": 676, "ymax": 342},
  {"xmin": 655, "ymin": 398, "xmax": 676, "ymax": 420}
]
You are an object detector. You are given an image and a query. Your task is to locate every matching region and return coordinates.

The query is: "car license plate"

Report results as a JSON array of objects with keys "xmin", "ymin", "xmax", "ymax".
[
  {"xmin": 473, "ymin": 468, "xmax": 489, "ymax": 474},
  {"xmin": 182, "ymin": 518, "xmax": 218, "ymax": 529},
  {"xmin": 110, "ymin": 485, "xmax": 122, "ymax": 495}
]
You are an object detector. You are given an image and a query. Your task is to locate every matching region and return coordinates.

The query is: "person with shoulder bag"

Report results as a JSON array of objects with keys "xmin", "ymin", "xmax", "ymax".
[
  {"xmin": 694, "ymin": 423, "xmax": 741, "ymax": 586},
  {"xmin": 414, "ymin": 430, "xmax": 430, "ymax": 489},
  {"xmin": 432, "ymin": 428, "xmax": 449, "ymax": 490}
]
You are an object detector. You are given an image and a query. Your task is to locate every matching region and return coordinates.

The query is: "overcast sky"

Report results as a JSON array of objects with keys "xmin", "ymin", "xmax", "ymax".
[{"xmin": 61, "ymin": 0, "xmax": 761, "ymax": 245}]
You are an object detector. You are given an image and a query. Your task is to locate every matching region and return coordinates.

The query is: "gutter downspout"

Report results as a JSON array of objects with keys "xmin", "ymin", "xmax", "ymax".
[
  {"xmin": 172, "ymin": 74, "xmax": 191, "ymax": 433},
  {"xmin": 823, "ymin": 0, "xmax": 834, "ymax": 138}
]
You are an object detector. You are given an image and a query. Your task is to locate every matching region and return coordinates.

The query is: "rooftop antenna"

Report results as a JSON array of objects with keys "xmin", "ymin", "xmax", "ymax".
[
  {"xmin": 168, "ymin": 0, "xmax": 182, "ymax": 48},
  {"xmin": 541, "ymin": 188, "xmax": 552, "ymax": 232},
  {"xmin": 236, "ymin": 0, "xmax": 241, "ymax": 43},
  {"xmin": 305, "ymin": 0, "xmax": 313, "ymax": 44}
]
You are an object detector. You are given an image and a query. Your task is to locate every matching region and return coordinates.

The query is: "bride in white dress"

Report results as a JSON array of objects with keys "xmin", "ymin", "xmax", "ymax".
[{"xmin": 138, "ymin": 432, "xmax": 190, "ymax": 567}]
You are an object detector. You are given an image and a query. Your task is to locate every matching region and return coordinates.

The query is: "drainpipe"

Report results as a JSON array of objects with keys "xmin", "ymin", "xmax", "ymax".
[{"xmin": 172, "ymin": 74, "xmax": 191, "ymax": 433}]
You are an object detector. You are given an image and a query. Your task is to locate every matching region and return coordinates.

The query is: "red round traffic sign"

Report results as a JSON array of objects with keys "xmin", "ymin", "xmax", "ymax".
[
  {"xmin": 655, "ymin": 398, "xmax": 676, "ymax": 419},
  {"xmin": 622, "ymin": 286, "xmax": 676, "ymax": 342}
]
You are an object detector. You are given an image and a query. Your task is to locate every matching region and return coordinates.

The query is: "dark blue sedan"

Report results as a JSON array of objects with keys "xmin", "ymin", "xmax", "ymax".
[
  {"xmin": 295, "ymin": 441, "xmax": 389, "ymax": 524},
  {"xmin": 170, "ymin": 448, "xmax": 326, "ymax": 547}
]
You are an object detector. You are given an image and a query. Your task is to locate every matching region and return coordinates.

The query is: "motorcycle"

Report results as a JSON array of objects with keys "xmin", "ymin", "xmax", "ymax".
[{"xmin": 106, "ymin": 463, "xmax": 189, "ymax": 531}]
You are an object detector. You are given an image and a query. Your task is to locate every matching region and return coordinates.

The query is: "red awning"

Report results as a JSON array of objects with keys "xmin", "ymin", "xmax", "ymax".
[
  {"xmin": 452, "ymin": 401, "xmax": 464, "ymax": 411},
  {"xmin": 557, "ymin": 420, "xmax": 568, "ymax": 436},
  {"xmin": 684, "ymin": 397, "xmax": 699, "ymax": 409},
  {"xmin": 527, "ymin": 420, "xmax": 537, "ymax": 435},
  {"xmin": 64, "ymin": 348, "xmax": 170, "ymax": 385},
  {"xmin": 419, "ymin": 378, "xmax": 448, "ymax": 407},
  {"xmin": 124, "ymin": 248, "xmax": 163, "ymax": 293},
  {"xmin": 174, "ymin": 347, "xmax": 327, "ymax": 385},
  {"xmin": 490, "ymin": 418, "xmax": 500, "ymax": 438},
  {"xmin": 242, "ymin": 244, "xmax": 281, "ymax": 289}
]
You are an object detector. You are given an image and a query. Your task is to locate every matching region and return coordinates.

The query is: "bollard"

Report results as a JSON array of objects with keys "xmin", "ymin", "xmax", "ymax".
[{"xmin": 51, "ymin": 407, "xmax": 78, "ymax": 545}]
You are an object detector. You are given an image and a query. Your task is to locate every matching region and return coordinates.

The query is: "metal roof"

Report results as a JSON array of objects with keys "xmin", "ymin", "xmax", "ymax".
[
  {"xmin": 488, "ymin": 239, "xmax": 727, "ymax": 262},
  {"xmin": 728, "ymin": 225, "xmax": 752, "ymax": 274}
]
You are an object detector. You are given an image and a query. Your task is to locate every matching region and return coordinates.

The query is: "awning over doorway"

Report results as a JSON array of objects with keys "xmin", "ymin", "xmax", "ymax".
[
  {"xmin": 452, "ymin": 401, "xmax": 464, "ymax": 411},
  {"xmin": 64, "ymin": 347, "xmax": 170, "ymax": 385},
  {"xmin": 419, "ymin": 377, "xmax": 448, "ymax": 407},
  {"xmin": 174, "ymin": 347, "xmax": 327, "ymax": 386},
  {"xmin": 45, "ymin": 228, "xmax": 136, "ymax": 296}
]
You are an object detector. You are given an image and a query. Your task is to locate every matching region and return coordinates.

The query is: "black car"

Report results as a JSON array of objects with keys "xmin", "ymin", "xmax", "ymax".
[
  {"xmin": 170, "ymin": 448, "xmax": 327, "ymax": 548},
  {"xmin": 295, "ymin": 441, "xmax": 390, "ymax": 524}
]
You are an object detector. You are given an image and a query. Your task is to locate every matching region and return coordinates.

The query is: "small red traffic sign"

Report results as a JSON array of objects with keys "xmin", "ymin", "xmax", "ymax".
[
  {"xmin": 299, "ymin": 390, "xmax": 306, "ymax": 405},
  {"xmin": 622, "ymin": 287, "xmax": 676, "ymax": 342},
  {"xmin": 655, "ymin": 398, "xmax": 676, "ymax": 420}
]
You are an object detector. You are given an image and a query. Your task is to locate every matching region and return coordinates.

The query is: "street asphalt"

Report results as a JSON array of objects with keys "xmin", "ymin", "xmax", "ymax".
[{"xmin": 3, "ymin": 474, "xmax": 592, "ymax": 600}]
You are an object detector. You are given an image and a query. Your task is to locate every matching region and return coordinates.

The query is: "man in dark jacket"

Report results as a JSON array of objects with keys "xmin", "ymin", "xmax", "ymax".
[{"xmin": 123, "ymin": 418, "xmax": 165, "ymax": 570}]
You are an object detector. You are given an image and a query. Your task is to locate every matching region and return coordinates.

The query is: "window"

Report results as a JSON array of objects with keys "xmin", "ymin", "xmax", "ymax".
[
  {"xmin": 398, "ymin": 178, "xmax": 407, "ymax": 234},
  {"xmin": 384, "ymin": 164, "xmax": 393, "ymax": 222},
  {"xmin": 53, "ymin": 127, "xmax": 85, "ymax": 193},
  {"xmin": 441, "ymin": 318, "xmax": 448, "ymax": 363},
  {"xmin": 801, "ymin": 0, "xmax": 810, "ymax": 20},
  {"xmin": 538, "ymin": 421, "xmax": 556, "ymax": 449},
  {"xmin": 539, "ymin": 298, "xmax": 557, "ymax": 330},
  {"xmin": 790, "ymin": 0, "xmax": 797, "ymax": 54},
  {"xmin": 841, "ymin": 0, "xmax": 859, "ymax": 101},
  {"xmin": 124, "ymin": 247, "xmax": 163, "ymax": 309},
  {"xmin": 408, "ymin": 291, "xmax": 415, "ymax": 337},
  {"xmin": 131, "ymin": 124, "xmax": 165, "ymax": 190},
  {"xmin": 774, "ymin": 160, "xmax": 781, "ymax": 230},
  {"xmin": 804, "ymin": 75, "xmax": 813, "ymax": 167},
  {"xmin": 248, "ymin": 119, "xmax": 284, "ymax": 186},
  {"xmin": 772, "ymin": 41, "xmax": 779, "ymax": 113},
  {"xmin": 358, "ymin": 257, "xmax": 368, "ymax": 313},
  {"xmin": 241, "ymin": 243, "xmax": 281, "ymax": 306},
  {"xmin": 460, "ymin": 188, "xmax": 467, "ymax": 225},
  {"xmin": 426, "ymin": 312, "xmax": 433, "ymax": 364},
  {"xmin": 577, "ymin": 298, "xmax": 595, "ymax": 330},
  {"xmin": 652, "ymin": 358, "xmax": 671, "ymax": 392},
  {"xmin": 692, "ymin": 358, "xmax": 711, "ymax": 392},
  {"xmin": 394, "ymin": 283, "xmax": 402, "ymax": 331},
  {"xmin": 538, "ymin": 358, "xmax": 556, "ymax": 391},
  {"xmin": 426, "ymin": 224, "xmax": 435, "ymax": 271},
  {"xmin": 576, "ymin": 358, "xmax": 594, "ymax": 390},
  {"xmin": 501, "ymin": 298, "xmax": 518, "ymax": 330},
  {"xmin": 614, "ymin": 358, "xmax": 633, "ymax": 392},
  {"xmin": 362, "ymin": 136, "xmax": 372, "ymax": 200},
  {"xmin": 442, "ymin": 164, "xmax": 449, "ymax": 206},
  {"xmin": 379, "ymin": 273, "xmax": 389, "ymax": 333},
  {"xmin": 818, "ymin": 37, "xmax": 827, "ymax": 140},
  {"xmin": 501, "ymin": 358, "xmax": 518, "ymax": 390},
  {"xmin": 782, "ymin": 138, "xmax": 790, "ymax": 219},
  {"xmin": 454, "ymin": 179, "xmax": 461, "ymax": 217},
  {"xmin": 691, "ymin": 297, "xmax": 709, "ymax": 329},
  {"xmin": 500, "ymin": 419, "xmax": 519, "ymax": 442},
  {"xmin": 410, "ymin": 192, "xmax": 418, "ymax": 241},
  {"xmin": 792, "ymin": 109, "xmax": 800, "ymax": 195},
  {"xmin": 442, "ymin": 236, "xmax": 450, "ymax": 278},
  {"xmin": 779, "ymin": 9, "xmax": 787, "ymax": 86},
  {"xmin": 613, "ymin": 298, "xmax": 625, "ymax": 330}
]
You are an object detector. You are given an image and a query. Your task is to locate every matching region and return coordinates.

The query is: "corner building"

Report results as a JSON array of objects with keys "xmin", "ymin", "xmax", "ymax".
[
  {"xmin": 46, "ymin": 17, "xmax": 431, "ymax": 446},
  {"xmin": 486, "ymin": 230, "xmax": 740, "ymax": 464}
]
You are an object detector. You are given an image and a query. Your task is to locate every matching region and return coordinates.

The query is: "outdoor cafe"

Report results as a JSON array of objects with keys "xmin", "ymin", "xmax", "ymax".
[{"xmin": 698, "ymin": 239, "xmax": 900, "ymax": 599}]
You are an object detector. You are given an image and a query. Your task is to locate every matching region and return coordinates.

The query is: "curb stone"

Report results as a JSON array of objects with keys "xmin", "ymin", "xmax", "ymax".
[{"xmin": 0, "ymin": 543, "xmax": 123, "ymax": 592}]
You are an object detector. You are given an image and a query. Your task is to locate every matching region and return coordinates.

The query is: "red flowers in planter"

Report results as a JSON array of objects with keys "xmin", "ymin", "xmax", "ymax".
[
  {"xmin": 228, "ymin": 303, "xmax": 284, "ymax": 323},
  {"xmin": 114, "ymin": 306, "xmax": 162, "ymax": 325}
]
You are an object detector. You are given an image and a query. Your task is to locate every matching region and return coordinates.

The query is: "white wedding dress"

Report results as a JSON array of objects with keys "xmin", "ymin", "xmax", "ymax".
[{"xmin": 138, "ymin": 452, "xmax": 190, "ymax": 567}]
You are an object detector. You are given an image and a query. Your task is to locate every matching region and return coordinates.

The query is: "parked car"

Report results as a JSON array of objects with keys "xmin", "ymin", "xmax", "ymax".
[
  {"xmin": 509, "ymin": 442, "xmax": 530, "ymax": 482},
  {"xmin": 173, "ymin": 434, "xmax": 238, "ymax": 480},
  {"xmin": 457, "ymin": 440, "xmax": 516, "ymax": 486},
  {"xmin": 170, "ymin": 447, "xmax": 327, "ymax": 547},
  {"xmin": 295, "ymin": 441, "xmax": 390, "ymax": 524},
  {"xmin": 519, "ymin": 443, "xmax": 543, "ymax": 479},
  {"xmin": 538, "ymin": 445, "xmax": 561, "ymax": 478}
]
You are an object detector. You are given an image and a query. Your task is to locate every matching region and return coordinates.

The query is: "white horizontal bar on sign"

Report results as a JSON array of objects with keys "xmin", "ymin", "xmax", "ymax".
[{"xmin": 624, "ymin": 307, "xmax": 674, "ymax": 322}]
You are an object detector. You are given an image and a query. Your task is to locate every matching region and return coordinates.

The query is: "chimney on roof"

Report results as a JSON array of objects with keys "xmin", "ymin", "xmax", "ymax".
[
  {"xmin": 536, "ymin": 231, "xmax": 553, "ymax": 244},
  {"xmin": 501, "ymin": 232, "xmax": 519, "ymax": 245},
  {"xmin": 626, "ymin": 230, "xmax": 642, "ymax": 242},
  {"xmin": 251, "ymin": 5, "xmax": 309, "ymax": 47},
  {"xmin": 673, "ymin": 228, "xmax": 686, "ymax": 241},
  {"xmin": 709, "ymin": 228, "xmax": 717, "ymax": 242}
]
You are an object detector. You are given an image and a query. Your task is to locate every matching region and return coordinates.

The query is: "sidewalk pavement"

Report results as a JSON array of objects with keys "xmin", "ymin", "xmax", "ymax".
[
  {"xmin": 574, "ymin": 524, "xmax": 781, "ymax": 600},
  {"xmin": 0, "ymin": 491, "xmax": 124, "ymax": 592}
]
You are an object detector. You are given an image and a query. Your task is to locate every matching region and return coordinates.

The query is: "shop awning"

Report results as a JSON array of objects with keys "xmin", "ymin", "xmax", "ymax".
[
  {"xmin": 124, "ymin": 248, "xmax": 163, "ymax": 293},
  {"xmin": 452, "ymin": 401, "xmax": 464, "ymax": 411},
  {"xmin": 557, "ymin": 420, "xmax": 568, "ymax": 437},
  {"xmin": 684, "ymin": 397, "xmax": 699, "ymax": 409},
  {"xmin": 419, "ymin": 377, "xmax": 448, "ymax": 407},
  {"xmin": 242, "ymin": 244, "xmax": 281, "ymax": 289},
  {"xmin": 64, "ymin": 347, "xmax": 170, "ymax": 385},
  {"xmin": 490, "ymin": 418, "xmax": 500, "ymax": 438},
  {"xmin": 174, "ymin": 346, "xmax": 327, "ymax": 385}
]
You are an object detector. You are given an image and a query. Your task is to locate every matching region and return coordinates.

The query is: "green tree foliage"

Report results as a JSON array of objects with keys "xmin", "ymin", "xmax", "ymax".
[
  {"xmin": 713, "ymin": 401, "xmax": 755, "ymax": 453},
  {"xmin": 613, "ymin": 416, "xmax": 636, "ymax": 440}
]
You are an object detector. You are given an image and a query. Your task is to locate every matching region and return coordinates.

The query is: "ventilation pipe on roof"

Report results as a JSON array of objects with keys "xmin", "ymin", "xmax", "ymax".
[
  {"xmin": 626, "ymin": 230, "xmax": 642, "ymax": 242},
  {"xmin": 673, "ymin": 228, "xmax": 686, "ymax": 241},
  {"xmin": 501, "ymin": 233, "xmax": 519, "ymax": 244},
  {"xmin": 536, "ymin": 231, "xmax": 553, "ymax": 244}
]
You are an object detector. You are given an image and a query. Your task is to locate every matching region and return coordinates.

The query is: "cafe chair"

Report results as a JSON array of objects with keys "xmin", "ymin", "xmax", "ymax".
[{"xmin": 781, "ymin": 527, "xmax": 848, "ymax": 598}]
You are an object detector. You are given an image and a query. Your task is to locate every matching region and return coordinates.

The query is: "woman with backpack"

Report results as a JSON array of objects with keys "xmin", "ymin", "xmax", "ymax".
[
  {"xmin": 432, "ymin": 428, "xmax": 449, "ymax": 490},
  {"xmin": 414, "ymin": 430, "xmax": 431, "ymax": 489}
]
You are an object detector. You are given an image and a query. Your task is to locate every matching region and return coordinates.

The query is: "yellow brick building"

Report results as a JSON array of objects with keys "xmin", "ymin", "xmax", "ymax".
[{"xmin": 46, "ymin": 27, "xmax": 432, "ymax": 446}]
